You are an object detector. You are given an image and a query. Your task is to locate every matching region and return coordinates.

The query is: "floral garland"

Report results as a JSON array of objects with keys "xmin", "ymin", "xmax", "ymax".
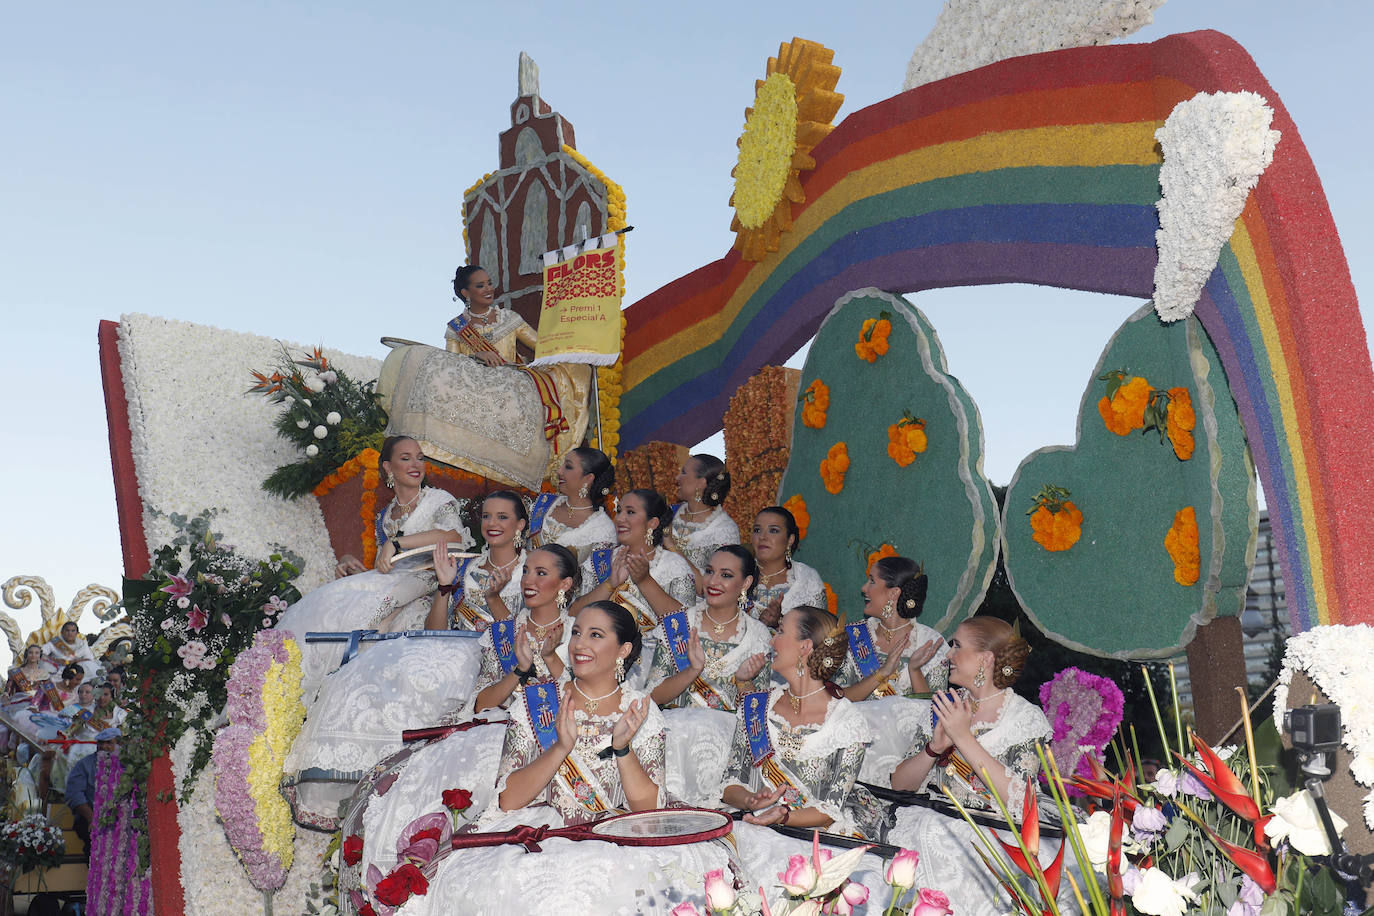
[
  {"xmin": 782, "ymin": 495, "xmax": 809, "ymax": 541},
  {"xmin": 615, "ymin": 440, "xmax": 688, "ymax": 505},
  {"xmin": 823, "ymin": 583, "xmax": 838, "ymax": 617},
  {"xmin": 561, "ymin": 143, "xmax": 628, "ymax": 461},
  {"xmin": 800, "ymin": 378, "xmax": 829, "ymax": 429},
  {"xmin": 723, "ymin": 365, "xmax": 799, "ymax": 531},
  {"xmin": 1025, "ymin": 485, "xmax": 1082, "ymax": 552},
  {"xmin": 819, "ymin": 442, "xmax": 849, "ymax": 495},
  {"xmin": 854, "ymin": 315, "xmax": 891, "ymax": 363},
  {"xmin": 865, "ymin": 543, "xmax": 897, "ymax": 576},
  {"xmin": 211, "ymin": 628, "xmax": 306, "ymax": 891},
  {"xmin": 887, "ymin": 413, "xmax": 927, "ymax": 467},
  {"xmin": 1039, "ymin": 667, "xmax": 1124, "ymax": 794},
  {"xmin": 1272, "ymin": 624, "xmax": 1374, "ymax": 829},
  {"xmin": 89, "ymin": 748, "xmax": 153, "ymax": 915},
  {"xmin": 1164, "ymin": 506, "xmax": 1200, "ymax": 586},
  {"xmin": 1097, "ymin": 370, "xmax": 1196, "ymax": 462},
  {"xmin": 1153, "ymin": 91, "xmax": 1280, "ymax": 321}
]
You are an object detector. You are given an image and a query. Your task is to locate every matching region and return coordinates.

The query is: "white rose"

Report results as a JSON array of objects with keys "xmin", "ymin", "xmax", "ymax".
[
  {"xmin": 1079, "ymin": 810, "xmax": 1113, "ymax": 871},
  {"xmin": 326, "ymin": 411, "xmax": 342, "ymax": 425},
  {"xmin": 296, "ymin": 419, "xmax": 310, "ymax": 429},
  {"xmin": 305, "ymin": 444, "xmax": 319, "ymax": 457},
  {"xmin": 1265, "ymin": 789, "xmax": 1347, "ymax": 856},
  {"xmin": 302, "ymin": 399, "xmax": 312, "ymax": 407},
  {"xmin": 1128, "ymin": 867, "xmax": 1198, "ymax": 916},
  {"xmin": 305, "ymin": 376, "xmax": 326, "ymax": 393},
  {"xmin": 283, "ymin": 396, "xmax": 294, "ymax": 404},
  {"xmin": 313, "ymin": 425, "xmax": 328, "ymax": 439}
]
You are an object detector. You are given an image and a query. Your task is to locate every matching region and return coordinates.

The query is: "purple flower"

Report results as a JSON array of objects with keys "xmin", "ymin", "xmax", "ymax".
[
  {"xmin": 1153, "ymin": 769, "xmax": 1179, "ymax": 797},
  {"xmin": 263, "ymin": 595, "xmax": 289, "ymax": 615},
  {"xmin": 1132, "ymin": 805, "xmax": 1168, "ymax": 841},
  {"xmin": 1227, "ymin": 874, "xmax": 1265, "ymax": 916},
  {"xmin": 1178, "ymin": 770, "xmax": 1214, "ymax": 801}
]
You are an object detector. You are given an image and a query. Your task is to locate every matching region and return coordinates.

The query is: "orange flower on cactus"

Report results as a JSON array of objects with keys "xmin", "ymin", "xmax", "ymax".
[
  {"xmin": 1165, "ymin": 386, "xmax": 1196, "ymax": 460},
  {"xmin": 1097, "ymin": 370, "xmax": 1150, "ymax": 436},
  {"xmin": 1027, "ymin": 485, "xmax": 1083, "ymax": 552},
  {"xmin": 1165, "ymin": 506, "xmax": 1200, "ymax": 586},
  {"xmin": 800, "ymin": 378, "xmax": 830, "ymax": 428},
  {"xmin": 823, "ymin": 582, "xmax": 838, "ymax": 616},
  {"xmin": 886, "ymin": 413, "xmax": 927, "ymax": 467},
  {"xmin": 783, "ymin": 494, "xmax": 810, "ymax": 541},
  {"xmin": 819, "ymin": 442, "xmax": 849, "ymax": 494},
  {"xmin": 866, "ymin": 543, "xmax": 897, "ymax": 576},
  {"xmin": 854, "ymin": 314, "xmax": 892, "ymax": 363}
]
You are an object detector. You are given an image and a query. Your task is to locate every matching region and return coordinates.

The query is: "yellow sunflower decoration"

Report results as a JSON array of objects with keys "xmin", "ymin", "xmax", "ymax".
[{"xmin": 730, "ymin": 38, "xmax": 843, "ymax": 261}]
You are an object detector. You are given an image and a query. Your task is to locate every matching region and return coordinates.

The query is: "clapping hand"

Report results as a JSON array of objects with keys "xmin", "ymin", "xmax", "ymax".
[
  {"xmin": 432, "ymin": 541, "xmax": 456, "ymax": 585},
  {"xmin": 554, "ymin": 683, "xmax": 578, "ymax": 754},
  {"xmin": 513, "ymin": 624, "xmax": 536, "ymax": 670},
  {"xmin": 906, "ymin": 636, "xmax": 944, "ymax": 691},
  {"xmin": 624, "ymin": 551, "xmax": 651, "ymax": 585},
  {"xmin": 734, "ymin": 652, "xmax": 767, "ymax": 684},
  {"xmin": 686, "ymin": 629, "xmax": 707, "ymax": 675},
  {"xmin": 877, "ymin": 631, "xmax": 911, "ymax": 679},
  {"xmin": 758, "ymin": 594, "xmax": 784, "ymax": 629},
  {"xmin": 610, "ymin": 697, "xmax": 650, "ymax": 753},
  {"xmin": 607, "ymin": 550, "xmax": 631, "ymax": 589},
  {"xmin": 931, "ymin": 689, "xmax": 973, "ymax": 742},
  {"xmin": 483, "ymin": 562, "xmax": 513, "ymax": 599}
]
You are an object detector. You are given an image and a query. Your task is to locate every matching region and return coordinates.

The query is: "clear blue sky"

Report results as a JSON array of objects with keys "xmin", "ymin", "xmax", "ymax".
[{"xmin": 2, "ymin": 1, "xmax": 1368, "ymax": 660}]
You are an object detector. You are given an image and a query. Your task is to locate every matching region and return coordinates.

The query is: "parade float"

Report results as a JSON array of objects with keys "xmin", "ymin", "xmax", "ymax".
[{"xmin": 19, "ymin": 1, "xmax": 1365, "ymax": 912}]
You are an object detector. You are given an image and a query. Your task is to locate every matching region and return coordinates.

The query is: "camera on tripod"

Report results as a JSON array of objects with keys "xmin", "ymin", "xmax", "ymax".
[{"xmin": 1284, "ymin": 702, "xmax": 1342, "ymax": 776}]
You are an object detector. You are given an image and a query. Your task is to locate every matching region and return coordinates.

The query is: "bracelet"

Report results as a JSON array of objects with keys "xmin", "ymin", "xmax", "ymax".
[
  {"xmin": 597, "ymin": 743, "xmax": 632, "ymax": 759},
  {"xmin": 513, "ymin": 663, "xmax": 537, "ymax": 684},
  {"xmin": 779, "ymin": 807, "xmax": 790, "ymax": 825},
  {"xmin": 924, "ymin": 743, "xmax": 954, "ymax": 766}
]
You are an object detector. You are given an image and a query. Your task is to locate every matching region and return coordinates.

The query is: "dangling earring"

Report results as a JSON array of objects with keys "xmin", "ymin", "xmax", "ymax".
[
  {"xmin": 614, "ymin": 656, "xmax": 626, "ymax": 683},
  {"xmin": 556, "ymin": 589, "xmax": 568, "ymax": 612},
  {"xmin": 578, "ymin": 482, "xmax": 590, "ymax": 500},
  {"xmin": 386, "ymin": 471, "xmax": 396, "ymax": 489},
  {"xmin": 784, "ymin": 545, "xmax": 792, "ymax": 567},
  {"xmin": 694, "ymin": 487, "xmax": 704, "ymax": 504},
  {"xmin": 882, "ymin": 598, "xmax": 895, "ymax": 619},
  {"xmin": 513, "ymin": 530, "xmax": 525, "ymax": 550},
  {"xmin": 644, "ymin": 529, "xmax": 655, "ymax": 550},
  {"xmin": 737, "ymin": 593, "xmax": 749, "ymax": 615},
  {"xmin": 973, "ymin": 663, "xmax": 987, "ymax": 689}
]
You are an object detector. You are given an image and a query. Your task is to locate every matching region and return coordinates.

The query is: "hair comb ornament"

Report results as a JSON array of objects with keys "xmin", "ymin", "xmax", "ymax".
[{"xmin": 1002, "ymin": 665, "xmax": 1014, "ymax": 678}]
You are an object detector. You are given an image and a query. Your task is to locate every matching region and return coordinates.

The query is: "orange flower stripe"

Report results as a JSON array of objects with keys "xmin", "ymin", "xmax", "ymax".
[
  {"xmin": 886, "ymin": 418, "xmax": 928, "ymax": 467},
  {"xmin": 1165, "ymin": 506, "xmax": 1201, "ymax": 586},
  {"xmin": 1029, "ymin": 501, "xmax": 1083, "ymax": 552},
  {"xmin": 783, "ymin": 494, "xmax": 810, "ymax": 541},
  {"xmin": 866, "ymin": 543, "xmax": 897, "ymax": 576},
  {"xmin": 801, "ymin": 378, "xmax": 830, "ymax": 428},
  {"xmin": 823, "ymin": 582, "xmax": 838, "ymax": 616},
  {"xmin": 1097, "ymin": 375, "xmax": 1151, "ymax": 436},
  {"xmin": 819, "ymin": 442, "xmax": 850, "ymax": 494},
  {"xmin": 1165, "ymin": 387, "xmax": 1196, "ymax": 461},
  {"xmin": 854, "ymin": 318, "xmax": 892, "ymax": 363}
]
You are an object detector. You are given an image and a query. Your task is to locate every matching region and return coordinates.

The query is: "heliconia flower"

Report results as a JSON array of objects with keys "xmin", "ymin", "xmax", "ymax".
[
  {"xmin": 704, "ymin": 868, "xmax": 736, "ymax": 911},
  {"xmin": 1196, "ymin": 819, "xmax": 1277, "ymax": 895},
  {"xmin": 161, "ymin": 574, "xmax": 193, "ymax": 599},
  {"xmin": 1175, "ymin": 733, "xmax": 1258, "ymax": 822},
  {"xmin": 885, "ymin": 847, "xmax": 920, "ymax": 889}
]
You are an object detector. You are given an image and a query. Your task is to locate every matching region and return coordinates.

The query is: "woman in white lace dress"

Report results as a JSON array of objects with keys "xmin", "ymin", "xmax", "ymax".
[
  {"xmin": 280, "ymin": 491, "xmax": 524, "ymax": 830},
  {"xmin": 664, "ymin": 454, "xmax": 740, "ymax": 592},
  {"xmin": 887, "ymin": 617, "xmax": 1057, "ymax": 916},
  {"xmin": 528, "ymin": 447, "xmax": 617, "ymax": 564},
  {"xmin": 720, "ymin": 605, "xmax": 893, "ymax": 896},
  {"xmin": 748, "ymin": 506, "xmax": 825, "ymax": 629},
  {"xmin": 836, "ymin": 555, "xmax": 952, "ymax": 785},
  {"xmin": 356, "ymin": 601, "xmax": 730, "ymax": 916},
  {"xmin": 650, "ymin": 546, "xmax": 771, "ymax": 807},
  {"xmin": 277, "ymin": 436, "xmax": 471, "ymax": 697},
  {"xmin": 570, "ymin": 489, "xmax": 696, "ymax": 690},
  {"xmin": 338, "ymin": 545, "xmax": 581, "ymax": 884}
]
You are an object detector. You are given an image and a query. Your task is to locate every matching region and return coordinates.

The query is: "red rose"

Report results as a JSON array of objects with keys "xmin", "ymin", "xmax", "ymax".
[
  {"xmin": 342, "ymin": 834, "xmax": 363, "ymax": 866},
  {"xmin": 374, "ymin": 863, "xmax": 429, "ymax": 906},
  {"xmin": 408, "ymin": 826, "xmax": 442, "ymax": 844},
  {"xmin": 442, "ymin": 788, "xmax": 473, "ymax": 812}
]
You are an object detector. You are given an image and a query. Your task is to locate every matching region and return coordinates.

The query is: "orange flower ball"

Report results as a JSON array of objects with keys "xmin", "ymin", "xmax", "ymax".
[{"xmin": 1098, "ymin": 375, "xmax": 1151, "ymax": 436}]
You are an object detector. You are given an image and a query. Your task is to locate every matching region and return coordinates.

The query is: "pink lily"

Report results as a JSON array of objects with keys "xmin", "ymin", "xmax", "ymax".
[
  {"xmin": 186, "ymin": 604, "xmax": 208, "ymax": 632},
  {"xmin": 161, "ymin": 574, "xmax": 193, "ymax": 599}
]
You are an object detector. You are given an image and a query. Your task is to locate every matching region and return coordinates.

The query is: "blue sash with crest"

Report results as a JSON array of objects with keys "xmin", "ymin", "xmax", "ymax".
[
  {"xmin": 589, "ymin": 547, "xmax": 614, "ymax": 588},
  {"xmin": 524, "ymin": 681, "xmax": 560, "ymax": 752},
  {"xmin": 661, "ymin": 610, "xmax": 692, "ymax": 672},
  {"xmin": 741, "ymin": 690, "xmax": 774, "ymax": 765},
  {"xmin": 492, "ymin": 617, "xmax": 518, "ymax": 675},
  {"xmin": 846, "ymin": 622, "xmax": 881, "ymax": 679},
  {"xmin": 527, "ymin": 492, "xmax": 560, "ymax": 538}
]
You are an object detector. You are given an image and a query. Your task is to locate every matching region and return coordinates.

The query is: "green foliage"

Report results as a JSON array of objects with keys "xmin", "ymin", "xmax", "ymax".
[{"xmin": 248, "ymin": 345, "xmax": 389, "ymax": 499}]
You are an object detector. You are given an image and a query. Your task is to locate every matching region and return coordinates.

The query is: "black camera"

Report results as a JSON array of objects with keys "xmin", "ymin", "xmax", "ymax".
[{"xmin": 1284, "ymin": 703, "xmax": 1342, "ymax": 754}]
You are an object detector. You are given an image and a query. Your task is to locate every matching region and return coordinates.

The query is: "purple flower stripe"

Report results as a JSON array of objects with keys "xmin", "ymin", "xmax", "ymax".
[{"xmin": 87, "ymin": 751, "xmax": 152, "ymax": 916}]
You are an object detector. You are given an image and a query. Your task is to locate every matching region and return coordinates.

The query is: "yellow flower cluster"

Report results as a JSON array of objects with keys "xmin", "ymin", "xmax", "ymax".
[
  {"xmin": 249, "ymin": 639, "xmax": 306, "ymax": 871},
  {"xmin": 819, "ymin": 442, "xmax": 849, "ymax": 494},
  {"xmin": 733, "ymin": 73, "xmax": 798, "ymax": 231},
  {"xmin": 855, "ymin": 318, "xmax": 892, "ymax": 362},
  {"xmin": 723, "ymin": 365, "xmax": 801, "ymax": 529},
  {"xmin": 783, "ymin": 494, "xmax": 810, "ymax": 541},
  {"xmin": 562, "ymin": 144, "xmax": 628, "ymax": 461},
  {"xmin": 887, "ymin": 418, "xmax": 927, "ymax": 467},
  {"xmin": 1165, "ymin": 506, "xmax": 1200, "ymax": 586},
  {"xmin": 800, "ymin": 378, "xmax": 829, "ymax": 429}
]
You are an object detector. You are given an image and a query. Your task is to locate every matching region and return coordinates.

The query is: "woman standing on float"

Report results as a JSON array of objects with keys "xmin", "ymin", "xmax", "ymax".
[
  {"xmin": 747, "ymin": 506, "xmax": 825, "ymax": 628},
  {"xmin": 664, "ymin": 455, "xmax": 740, "ymax": 593},
  {"xmin": 649, "ymin": 546, "xmax": 771, "ymax": 806},
  {"xmin": 569, "ymin": 489, "xmax": 696, "ymax": 689},
  {"xmin": 277, "ymin": 435, "xmax": 470, "ymax": 698}
]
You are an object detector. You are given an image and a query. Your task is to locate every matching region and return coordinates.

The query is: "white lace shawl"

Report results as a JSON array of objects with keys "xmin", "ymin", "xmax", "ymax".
[
  {"xmin": 379, "ymin": 486, "xmax": 473, "ymax": 547},
  {"xmin": 578, "ymin": 547, "xmax": 698, "ymax": 625},
  {"xmin": 455, "ymin": 549, "xmax": 527, "ymax": 627},
  {"xmin": 534, "ymin": 497, "xmax": 617, "ymax": 564},
  {"xmin": 668, "ymin": 507, "xmax": 741, "ymax": 573},
  {"xmin": 781, "ymin": 562, "xmax": 825, "ymax": 613},
  {"xmin": 646, "ymin": 602, "xmax": 772, "ymax": 690}
]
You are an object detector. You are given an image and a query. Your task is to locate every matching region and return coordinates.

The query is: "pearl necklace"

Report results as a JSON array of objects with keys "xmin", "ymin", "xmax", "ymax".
[
  {"xmin": 678, "ymin": 504, "xmax": 713, "ymax": 520},
  {"xmin": 877, "ymin": 617, "xmax": 912, "ymax": 636},
  {"xmin": 573, "ymin": 680, "xmax": 621, "ymax": 715},
  {"xmin": 756, "ymin": 564, "xmax": 788, "ymax": 587},
  {"xmin": 484, "ymin": 552, "xmax": 520, "ymax": 576},
  {"xmin": 785, "ymin": 682, "xmax": 829, "ymax": 713},
  {"xmin": 968, "ymin": 687, "xmax": 1008, "ymax": 714},
  {"xmin": 527, "ymin": 613, "xmax": 560, "ymax": 642},
  {"xmin": 702, "ymin": 606, "xmax": 739, "ymax": 638},
  {"xmin": 393, "ymin": 490, "xmax": 421, "ymax": 519},
  {"xmin": 468, "ymin": 305, "xmax": 496, "ymax": 325}
]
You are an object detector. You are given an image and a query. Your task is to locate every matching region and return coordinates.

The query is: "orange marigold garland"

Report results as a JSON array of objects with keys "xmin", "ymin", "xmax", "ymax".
[
  {"xmin": 886, "ymin": 412, "xmax": 928, "ymax": 467},
  {"xmin": 823, "ymin": 583, "xmax": 838, "ymax": 616},
  {"xmin": 782, "ymin": 494, "xmax": 809, "ymax": 541},
  {"xmin": 1097, "ymin": 370, "xmax": 1150, "ymax": 436},
  {"xmin": 614, "ymin": 441, "xmax": 689, "ymax": 505},
  {"xmin": 1027, "ymin": 485, "xmax": 1083, "ymax": 552},
  {"xmin": 1163, "ymin": 387, "xmax": 1195, "ymax": 460},
  {"xmin": 819, "ymin": 442, "xmax": 849, "ymax": 494},
  {"xmin": 865, "ymin": 543, "xmax": 897, "ymax": 575},
  {"xmin": 854, "ymin": 314, "xmax": 892, "ymax": 363},
  {"xmin": 1164, "ymin": 506, "xmax": 1200, "ymax": 586},
  {"xmin": 800, "ymin": 378, "xmax": 830, "ymax": 429},
  {"xmin": 723, "ymin": 366, "xmax": 800, "ymax": 532}
]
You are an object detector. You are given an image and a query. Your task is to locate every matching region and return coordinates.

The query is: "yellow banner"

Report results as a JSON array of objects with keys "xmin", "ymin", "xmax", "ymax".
[{"xmin": 531, "ymin": 240, "xmax": 623, "ymax": 367}]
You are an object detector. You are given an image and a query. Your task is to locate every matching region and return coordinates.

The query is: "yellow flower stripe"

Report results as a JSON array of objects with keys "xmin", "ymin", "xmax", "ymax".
[{"xmin": 249, "ymin": 640, "xmax": 305, "ymax": 871}]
